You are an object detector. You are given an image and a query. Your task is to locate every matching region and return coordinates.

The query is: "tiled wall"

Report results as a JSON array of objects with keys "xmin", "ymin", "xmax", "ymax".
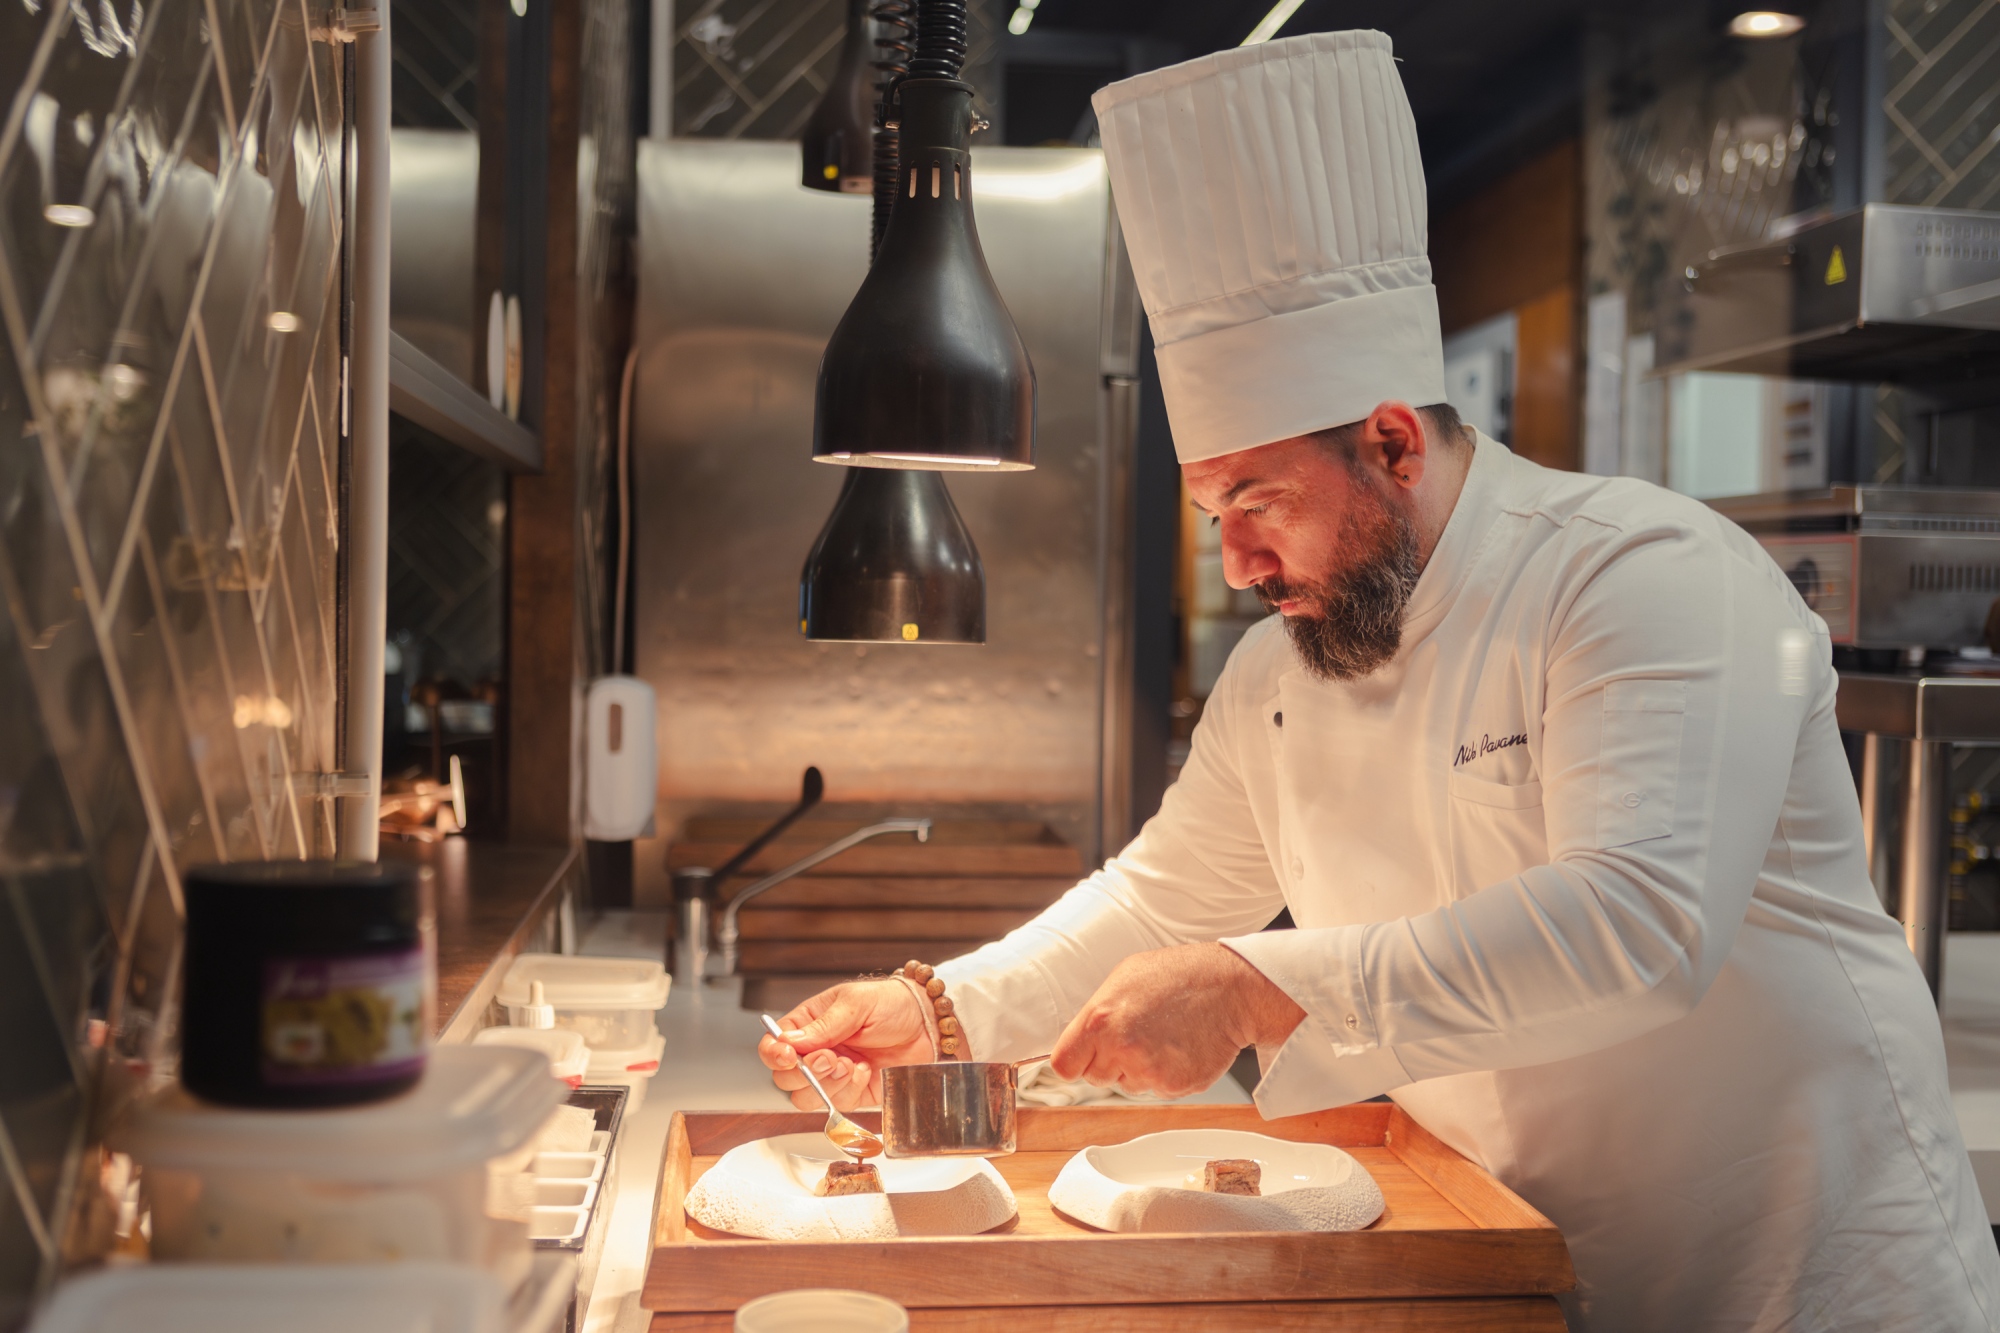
[{"xmin": 0, "ymin": 0, "xmax": 344, "ymax": 1322}]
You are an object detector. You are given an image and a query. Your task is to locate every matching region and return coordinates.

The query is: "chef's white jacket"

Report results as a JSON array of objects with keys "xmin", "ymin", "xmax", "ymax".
[{"xmin": 938, "ymin": 434, "xmax": 2000, "ymax": 1331}]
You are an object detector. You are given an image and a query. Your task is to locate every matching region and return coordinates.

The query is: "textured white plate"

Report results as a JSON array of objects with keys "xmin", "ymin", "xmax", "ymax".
[
  {"xmin": 684, "ymin": 1133, "xmax": 1017, "ymax": 1241},
  {"xmin": 1048, "ymin": 1129, "xmax": 1384, "ymax": 1234}
]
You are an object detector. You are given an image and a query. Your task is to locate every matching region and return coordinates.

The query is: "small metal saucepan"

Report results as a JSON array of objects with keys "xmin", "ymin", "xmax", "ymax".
[{"xmin": 879, "ymin": 1055, "xmax": 1049, "ymax": 1158}]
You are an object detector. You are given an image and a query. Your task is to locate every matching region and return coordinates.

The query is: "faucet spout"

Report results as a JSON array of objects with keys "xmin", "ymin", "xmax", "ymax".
[{"xmin": 715, "ymin": 817, "xmax": 931, "ymax": 978}]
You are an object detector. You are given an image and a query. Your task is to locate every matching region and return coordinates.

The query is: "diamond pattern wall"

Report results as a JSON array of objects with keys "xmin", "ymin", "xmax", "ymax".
[
  {"xmin": 0, "ymin": 0, "xmax": 343, "ymax": 1321},
  {"xmin": 1882, "ymin": 0, "xmax": 2000, "ymax": 210}
]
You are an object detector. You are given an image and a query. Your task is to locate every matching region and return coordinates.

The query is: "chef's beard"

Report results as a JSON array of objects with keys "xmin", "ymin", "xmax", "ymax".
[{"xmin": 1255, "ymin": 482, "xmax": 1421, "ymax": 682}]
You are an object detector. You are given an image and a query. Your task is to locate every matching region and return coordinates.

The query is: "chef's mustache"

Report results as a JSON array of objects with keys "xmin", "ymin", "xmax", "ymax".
[{"xmin": 1254, "ymin": 509, "xmax": 1420, "ymax": 682}]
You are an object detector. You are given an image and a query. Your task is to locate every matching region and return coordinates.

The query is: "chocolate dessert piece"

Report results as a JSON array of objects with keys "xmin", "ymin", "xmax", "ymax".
[
  {"xmin": 817, "ymin": 1160, "xmax": 885, "ymax": 1197},
  {"xmin": 1202, "ymin": 1158, "xmax": 1262, "ymax": 1196}
]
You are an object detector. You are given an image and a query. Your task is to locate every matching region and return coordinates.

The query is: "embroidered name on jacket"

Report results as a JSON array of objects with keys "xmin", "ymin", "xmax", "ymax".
[{"xmin": 1454, "ymin": 732, "xmax": 1528, "ymax": 767}]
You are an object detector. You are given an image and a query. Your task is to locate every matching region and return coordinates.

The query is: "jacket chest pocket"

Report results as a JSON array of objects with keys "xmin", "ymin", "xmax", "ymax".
[{"xmin": 1445, "ymin": 769, "xmax": 1548, "ymax": 894}]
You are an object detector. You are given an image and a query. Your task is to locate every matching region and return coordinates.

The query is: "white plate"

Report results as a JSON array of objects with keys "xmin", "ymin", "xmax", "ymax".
[
  {"xmin": 1049, "ymin": 1129, "xmax": 1384, "ymax": 1234},
  {"xmin": 684, "ymin": 1134, "xmax": 1017, "ymax": 1242}
]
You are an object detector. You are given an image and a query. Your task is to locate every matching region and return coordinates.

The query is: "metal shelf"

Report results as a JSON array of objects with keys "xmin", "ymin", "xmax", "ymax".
[{"xmin": 388, "ymin": 330, "xmax": 542, "ymax": 473}]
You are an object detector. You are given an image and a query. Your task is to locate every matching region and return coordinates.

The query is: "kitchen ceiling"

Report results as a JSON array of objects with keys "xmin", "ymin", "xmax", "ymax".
[
  {"xmin": 1014, "ymin": 0, "xmax": 1854, "ymax": 210},
  {"xmin": 1026, "ymin": 0, "xmax": 1592, "ymax": 129}
]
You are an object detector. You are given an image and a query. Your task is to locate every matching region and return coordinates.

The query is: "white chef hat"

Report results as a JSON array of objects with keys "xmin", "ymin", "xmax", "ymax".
[{"xmin": 1091, "ymin": 30, "xmax": 1445, "ymax": 465}]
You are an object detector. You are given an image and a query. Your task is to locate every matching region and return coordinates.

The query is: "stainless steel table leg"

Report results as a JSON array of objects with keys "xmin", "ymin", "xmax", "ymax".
[
  {"xmin": 1899, "ymin": 739, "xmax": 1951, "ymax": 1001},
  {"xmin": 1861, "ymin": 733, "xmax": 1887, "ymax": 908}
]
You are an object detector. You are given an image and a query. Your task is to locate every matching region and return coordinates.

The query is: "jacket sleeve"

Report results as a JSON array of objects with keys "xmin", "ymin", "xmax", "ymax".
[
  {"xmin": 1230, "ymin": 518, "xmax": 1828, "ymax": 1116},
  {"xmin": 935, "ymin": 634, "xmax": 1290, "ymax": 1063}
]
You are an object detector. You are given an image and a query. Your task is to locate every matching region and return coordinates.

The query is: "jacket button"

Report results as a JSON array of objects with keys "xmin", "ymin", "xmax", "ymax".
[
  {"xmin": 1273, "ymin": 711, "xmax": 1283, "ymax": 727},
  {"xmin": 1622, "ymin": 791, "xmax": 1643, "ymax": 808},
  {"xmin": 1344, "ymin": 1014, "xmax": 1359, "ymax": 1029}
]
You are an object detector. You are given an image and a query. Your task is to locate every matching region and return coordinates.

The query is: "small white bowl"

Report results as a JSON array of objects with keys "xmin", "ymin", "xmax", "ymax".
[{"xmin": 1049, "ymin": 1129, "xmax": 1384, "ymax": 1234}]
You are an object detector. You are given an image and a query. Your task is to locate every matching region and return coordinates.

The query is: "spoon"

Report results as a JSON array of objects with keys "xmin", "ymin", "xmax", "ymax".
[{"xmin": 760, "ymin": 1013, "xmax": 884, "ymax": 1160}]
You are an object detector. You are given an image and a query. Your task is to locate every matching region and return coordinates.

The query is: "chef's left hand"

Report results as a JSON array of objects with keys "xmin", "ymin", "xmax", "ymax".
[{"xmin": 1049, "ymin": 943, "xmax": 1305, "ymax": 1098}]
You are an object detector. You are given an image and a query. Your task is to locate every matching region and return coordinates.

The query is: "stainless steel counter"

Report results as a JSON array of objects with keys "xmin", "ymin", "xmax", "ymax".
[{"xmin": 1841, "ymin": 672, "xmax": 2000, "ymax": 1000}]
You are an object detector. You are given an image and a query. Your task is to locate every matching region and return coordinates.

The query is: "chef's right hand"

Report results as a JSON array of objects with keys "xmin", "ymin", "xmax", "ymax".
[{"xmin": 757, "ymin": 979, "xmax": 935, "ymax": 1111}]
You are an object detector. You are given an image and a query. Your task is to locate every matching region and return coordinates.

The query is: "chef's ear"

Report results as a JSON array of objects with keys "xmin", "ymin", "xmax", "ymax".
[{"xmin": 1361, "ymin": 400, "xmax": 1429, "ymax": 490}]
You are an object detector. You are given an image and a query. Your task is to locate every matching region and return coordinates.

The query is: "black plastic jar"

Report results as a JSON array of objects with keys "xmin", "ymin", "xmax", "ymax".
[{"xmin": 181, "ymin": 860, "xmax": 431, "ymax": 1108}]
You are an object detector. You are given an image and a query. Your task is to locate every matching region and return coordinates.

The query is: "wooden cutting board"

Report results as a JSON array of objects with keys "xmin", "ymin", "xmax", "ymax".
[{"xmin": 644, "ymin": 1102, "xmax": 1574, "ymax": 1330}]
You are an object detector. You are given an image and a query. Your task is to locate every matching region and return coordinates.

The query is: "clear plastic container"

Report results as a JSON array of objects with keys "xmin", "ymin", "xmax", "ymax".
[
  {"xmin": 27, "ymin": 1256, "xmax": 576, "ymax": 1333},
  {"xmin": 116, "ymin": 1045, "xmax": 565, "ymax": 1279},
  {"xmin": 473, "ymin": 1026, "xmax": 590, "ymax": 1087},
  {"xmin": 497, "ymin": 955, "xmax": 669, "ymax": 1051}
]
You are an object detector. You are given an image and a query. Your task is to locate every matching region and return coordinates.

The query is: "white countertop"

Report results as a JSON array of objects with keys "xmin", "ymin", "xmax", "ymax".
[{"xmin": 569, "ymin": 911, "xmax": 1251, "ymax": 1331}]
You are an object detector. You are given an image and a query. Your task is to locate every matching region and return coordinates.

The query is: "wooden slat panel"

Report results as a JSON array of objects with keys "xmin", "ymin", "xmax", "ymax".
[
  {"xmin": 651, "ymin": 1297, "xmax": 1570, "ymax": 1331},
  {"xmin": 1430, "ymin": 141, "xmax": 1579, "ymax": 336},
  {"xmin": 729, "ymin": 877, "xmax": 1077, "ymax": 910},
  {"xmin": 669, "ymin": 842, "xmax": 1084, "ymax": 877},
  {"xmin": 738, "ymin": 939, "xmax": 996, "ymax": 973},
  {"xmin": 735, "ymin": 908, "xmax": 1039, "ymax": 941},
  {"xmin": 1514, "ymin": 283, "xmax": 1579, "ymax": 472},
  {"xmin": 685, "ymin": 818, "xmax": 1057, "ymax": 845}
]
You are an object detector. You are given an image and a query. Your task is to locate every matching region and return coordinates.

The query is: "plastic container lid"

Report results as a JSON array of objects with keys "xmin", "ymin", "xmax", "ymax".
[
  {"xmin": 473, "ymin": 1027, "xmax": 590, "ymax": 1084},
  {"xmin": 115, "ymin": 1045, "xmax": 567, "ymax": 1181},
  {"xmin": 497, "ymin": 954, "xmax": 670, "ymax": 1011}
]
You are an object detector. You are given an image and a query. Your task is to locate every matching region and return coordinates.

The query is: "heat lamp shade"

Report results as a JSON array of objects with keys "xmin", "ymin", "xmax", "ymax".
[
  {"xmin": 813, "ymin": 78, "xmax": 1035, "ymax": 471},
  {"xmin": 800, "ymin": 0, "xmax": 877, "ymax": 193},
  {"xmin": 800, "ymin": 469, "xmax": 985, "ymax": 644}
]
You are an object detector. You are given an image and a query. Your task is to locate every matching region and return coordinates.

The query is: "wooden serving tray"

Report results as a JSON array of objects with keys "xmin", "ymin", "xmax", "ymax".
[{"xmin": 644, "ymin": 1102, "xmax": 1574, "ymax": 1331}]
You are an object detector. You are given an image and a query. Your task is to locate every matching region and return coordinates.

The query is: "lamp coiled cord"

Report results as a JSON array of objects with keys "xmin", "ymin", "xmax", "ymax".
[
  {"xmin": 908, "ymin": 0, "xmax": 966, "ymax": 80},
  {"xmin": 869, "ymin": 0, "xmax": 915, "ymax": 259}
]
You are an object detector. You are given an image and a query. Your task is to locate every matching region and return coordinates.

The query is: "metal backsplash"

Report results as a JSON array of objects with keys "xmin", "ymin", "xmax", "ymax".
[
  {"xmin": 0, "ymin": 0, "xmax": 346, "ymax": 1320},
  {"xmin": 632, "ymin": 139, "xmax": 1125, "ymax": 877}
]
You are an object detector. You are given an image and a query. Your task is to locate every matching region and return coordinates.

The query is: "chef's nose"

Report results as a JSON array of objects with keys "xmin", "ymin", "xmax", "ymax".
[{"xmin": 1219, "ymin": 525, "xmax": 1278, "ymax": 590}]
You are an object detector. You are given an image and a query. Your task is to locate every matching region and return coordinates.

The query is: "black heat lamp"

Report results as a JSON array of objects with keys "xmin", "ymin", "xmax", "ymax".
[
  {"xmin": 799, "ymin": 0, "xmax": 993, "ymax": 644},
  {"xmin": 812, "ymin": 0, "xmax": 1035, "ymax": 470},
  {"xmin": 799, "ymin": 468, "xmax": 984, "ymax": 643},
  {"xmin": 801, "ymin": 0, "xmax": 876, "ymax": 193}
]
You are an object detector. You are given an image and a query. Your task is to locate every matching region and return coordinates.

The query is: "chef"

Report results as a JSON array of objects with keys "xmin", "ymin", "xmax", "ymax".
[{"xmin": 759, "ymin": 29, "xmax": 2000, "ymax": 1331}]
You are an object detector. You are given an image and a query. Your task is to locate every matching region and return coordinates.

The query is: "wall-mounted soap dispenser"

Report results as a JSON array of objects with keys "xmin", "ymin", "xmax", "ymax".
[{"xmin": 584, "ymin": 675, "xmax": 656, "ymax": 841}]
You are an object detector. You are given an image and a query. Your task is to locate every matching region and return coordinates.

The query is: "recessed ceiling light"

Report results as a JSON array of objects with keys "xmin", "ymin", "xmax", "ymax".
[
  {"xmin": 1729, "ymin": 11, "xmax": 1805, "ymax": 37},
  {"xmin": 44, "ymin": 204, "xmax": 94, "ymax": 228},
  {"xmin": 267, "ymin": 311, "xmax": 301, "ymax": 333},
  {"xmin": 1007, "ymin": 4, "xmax": 1033, "ymax": 34}
]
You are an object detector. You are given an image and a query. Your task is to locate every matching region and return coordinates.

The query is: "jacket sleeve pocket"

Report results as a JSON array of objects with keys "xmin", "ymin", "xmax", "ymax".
[{"xmin": 1596, "ymin": 679, "xmax": 1686, "ymax": 848}]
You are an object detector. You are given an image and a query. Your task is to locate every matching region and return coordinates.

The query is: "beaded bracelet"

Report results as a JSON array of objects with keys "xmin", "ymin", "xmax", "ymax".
[{"xmin": 895, "ymin": 960, "xmax": 963, "ymax": 1060}]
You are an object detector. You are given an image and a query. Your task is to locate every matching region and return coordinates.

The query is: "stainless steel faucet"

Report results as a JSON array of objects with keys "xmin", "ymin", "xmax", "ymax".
[{"xmin": 714, "ymin": 817, "xmax": 932, "ymax": 978}]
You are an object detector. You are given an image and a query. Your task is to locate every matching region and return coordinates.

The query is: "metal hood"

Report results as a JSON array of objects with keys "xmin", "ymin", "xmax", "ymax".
[{"xmin": 1663, "ymin": 204, "xmax": 2000, "ymax": 382}]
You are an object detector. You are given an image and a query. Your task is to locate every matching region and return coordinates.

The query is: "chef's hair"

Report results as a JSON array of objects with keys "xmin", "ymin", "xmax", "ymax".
[{"xmin": 1312, "ymin": 403, "xmax": 1469, "ymax": 461}]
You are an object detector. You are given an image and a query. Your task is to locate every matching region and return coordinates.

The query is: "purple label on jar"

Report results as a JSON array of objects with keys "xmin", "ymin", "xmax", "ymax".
[{"xmin": 262, "ymin": 948, "xmax": 429, "ymax": 1085}]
